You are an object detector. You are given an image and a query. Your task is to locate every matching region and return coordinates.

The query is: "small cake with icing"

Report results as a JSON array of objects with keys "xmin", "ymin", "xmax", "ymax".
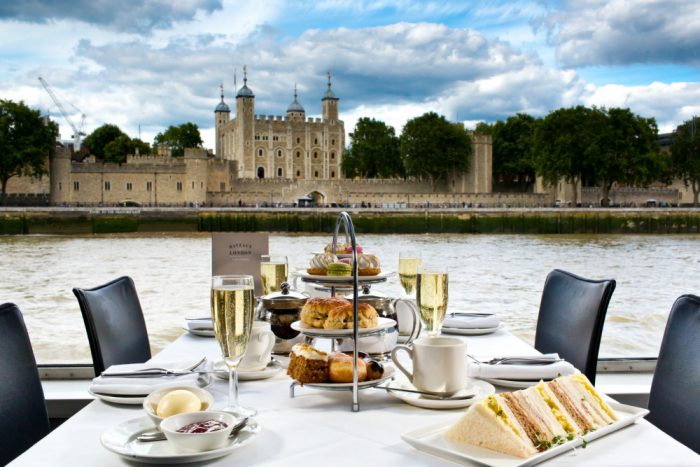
[
  {"xmin": 326, "ymin": 261, "xmax": 352, "ymax": 276},
  {"xmin": 357, "ymin": 254, "xmax": 381, "ymax": 276},
  {"xmin": 307, "ymin": 252, "xmax": 338, "ymax": 275},
  {"xmin": 324, "ymin": 242, "xmax": 363, "ymax": 255},
  {"xmin": 287, "ymin": 343, "xmax": 329, "ymax": 384}
]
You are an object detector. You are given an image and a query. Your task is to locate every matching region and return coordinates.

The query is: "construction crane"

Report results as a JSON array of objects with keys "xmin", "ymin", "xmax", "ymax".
[{"xmin": 38, "ymin": 76, "xmax": 86, "ymax": 151}]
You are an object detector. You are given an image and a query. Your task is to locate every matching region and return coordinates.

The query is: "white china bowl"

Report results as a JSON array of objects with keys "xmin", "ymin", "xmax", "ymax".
[
  {"xmin": 143, "ymin": 386, "xmax": 214, "ymax": 426},
  {"xmin": 160, "ymin": 411, "xmax": 236, "ymax": 453}
]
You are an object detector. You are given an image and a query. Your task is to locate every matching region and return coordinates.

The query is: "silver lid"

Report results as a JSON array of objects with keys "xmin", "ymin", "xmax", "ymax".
[{"xmin": 261, "ymin": 282, "xmax": 308, "ymax": 310}]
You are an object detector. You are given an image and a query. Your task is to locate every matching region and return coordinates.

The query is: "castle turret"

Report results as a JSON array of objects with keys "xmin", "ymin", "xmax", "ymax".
[
  {"xmin": 214, "ymin": 83, "xmax": 230, "ymax": 159},
  {"xmin": 321, "ymin": 71, "xmax": 339, "ymax": 121},
  {"xmin": 236, "ymin": 66, "xmax": 255, "ymax": 178},
  {"xmin": 286, "ymin": 84, "xmax": 305, "ymax": 119}
]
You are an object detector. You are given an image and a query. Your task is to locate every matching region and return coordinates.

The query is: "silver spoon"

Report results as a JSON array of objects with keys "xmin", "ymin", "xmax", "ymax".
[
  {"xmin": 375, "ymin": 386, "xmax": 475, "ymax": 400},
  {"xmin": 138, "ymin": 417, "xmax": 249, "ymax": 442}
]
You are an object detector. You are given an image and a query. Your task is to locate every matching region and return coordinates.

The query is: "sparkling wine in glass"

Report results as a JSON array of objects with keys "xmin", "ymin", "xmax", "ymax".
[
  {"xmin": 260, "ymin": 255, "xmax": 288, "ymax": 295},
  {"xmin": 399, "ymin": 251, "xmax": 422, "ymax": 296},
  {"xmin": 211, "ymin": 275, "xmax": 256, "ymax": 417},
  {"xmin": 416, "ymin": 265, "xmax": 448, "ymax": 336}
]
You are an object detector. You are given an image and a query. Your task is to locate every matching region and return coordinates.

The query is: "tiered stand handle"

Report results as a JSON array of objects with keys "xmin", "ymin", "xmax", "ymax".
[{"xmin": 330, "ymin": 212, "xmax": 361, "ymax": 411}]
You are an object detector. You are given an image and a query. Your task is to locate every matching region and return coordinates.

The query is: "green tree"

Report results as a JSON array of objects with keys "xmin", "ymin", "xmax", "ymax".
[
  {"xmin": 474, "ymin": 121, "xmax": 494, "ymax": 136},
  {"xmin": 492, "ymin": 113, "xmax": 539, "ymax": 192},
  {"xmin": 588, "ymin": 107, "xmax": 664, "ymax": 206},
  {"xmin": 671, "ymin": 116, "xmax": 700, "ymax": 206},
  {"xmin": 533, "ymin": 106, "xmax": 597, "ymax": 205},
  {"xmin": 154, "ymin": 122, "xmax": 203, "ymax": 157},
  {"xmin": 400, "ymin": 112, "xmax": 472, "ymax": 190},
  {"xmin": 0, "ymin": 100, "xmax": 58, "ymax": 205},
  {"xmin": 103, "ymin": 135, "xmax": 135, "ymax": 164},
  {"xmin": 132, "ymin": 138, "xmax": 151, "ymax": 155},
  {"xmin": 83, "ymin": 124, "xmax": 125, "ymax": 160},
  {"xmin": 342, "ymin": 117, "xmax": 403, "ymax": 178}
]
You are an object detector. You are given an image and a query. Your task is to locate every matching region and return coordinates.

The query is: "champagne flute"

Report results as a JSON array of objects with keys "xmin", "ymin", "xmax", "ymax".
[
  {"xmin": 416, "ymin": 264, "xmax": 448, "ymax": 336},
  {"xmin": 211, "ymin": 275, "xmax": 256, "ymax": 417},
  {"xmin": 399, "ymin": 251, "xmax": 422, "ymax": 296},
  {"xmin": 260, "ymin": 255, "xmax": 288, "ymax": 295}
]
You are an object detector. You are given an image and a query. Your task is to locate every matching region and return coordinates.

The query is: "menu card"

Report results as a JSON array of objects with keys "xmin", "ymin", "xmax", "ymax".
[{"xmin": 212, "ymin": 233, "xmax": 269, "ymax": 295}]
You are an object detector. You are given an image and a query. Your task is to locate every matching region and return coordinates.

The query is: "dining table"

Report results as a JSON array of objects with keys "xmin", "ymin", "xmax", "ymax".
[{"xmin": 10, "ymin": 326, "xmax": 699, "ymax": 466}]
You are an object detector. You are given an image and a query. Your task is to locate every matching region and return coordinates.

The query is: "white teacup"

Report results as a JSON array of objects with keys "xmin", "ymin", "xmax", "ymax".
[
  {"xmin": 240, "ymin": 321, "xmax": 275, "ymax": 371},
  {"xmin": 391, "ymin": 336, "xmax": 467, "ymax": 393}
]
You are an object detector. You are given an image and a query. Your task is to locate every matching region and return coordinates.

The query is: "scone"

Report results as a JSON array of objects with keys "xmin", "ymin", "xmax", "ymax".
[
  {"xmin": 300, "ymin": 297, "xmax": 350, "ymax": 328},
  {"xmin": 307, "ymin": 253, "xmax": 338, "ymax": 275},
  {"xmin": 328, "ymin": 352, "xmax": 367, "ymax": 383},
  {"xmin": 323, "ymin": 302, "xmax": 379, "ymax": 329},
  {"xmin": 357, "ymin": 254, "xmax": 381, "ymax": 276}
]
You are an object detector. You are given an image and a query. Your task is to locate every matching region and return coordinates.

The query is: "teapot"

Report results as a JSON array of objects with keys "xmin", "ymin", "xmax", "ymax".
[{"xmin": 256, "ymin": 282, "xmax": 309, "ymax": 354}]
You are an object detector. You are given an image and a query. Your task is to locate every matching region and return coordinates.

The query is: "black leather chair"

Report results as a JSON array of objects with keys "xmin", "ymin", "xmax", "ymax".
[
  {"xmin": 0, "ymin": 303, "xmax": 51, "ymax": 465},
  {"xmin": 534, "ymin": 269, "xmax": 616, "ymax": 384},
  {"xmin": 73, "ymin": 276, "xmax": 151, "ymax": 376},
  {"xmin": 646, "ymin": 294, "xmax": 700, "ymax": 454}
]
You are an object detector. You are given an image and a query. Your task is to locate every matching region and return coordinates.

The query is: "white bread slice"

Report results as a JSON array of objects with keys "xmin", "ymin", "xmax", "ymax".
[
  {"xmin": 535, "ymin": 382, "xmax": 582, "ymax": 435},
  {"xmin": 445, "ymin": 397, "xmax": 537, "ymax": 458}
]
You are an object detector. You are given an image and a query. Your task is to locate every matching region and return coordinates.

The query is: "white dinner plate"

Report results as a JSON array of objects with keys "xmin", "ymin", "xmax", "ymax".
[
  {"xmin": 89, "ymin": 388, "xmax": 149, "ymax": 405},
  {"xmin": 293, "ymin": 270, "xmax": 393, "ymax": 282},
  {"xmin": 442, "ymin": 323, "xmax": 503, "ymax": 336},
  {"xmin": 213, "ymin": 360, "xmax": 283, "ymax": 381},
  {"xmin": 101, "ymin": 415, "xmax": 259, "ymax": 464},
  {"xmin": 386, "ymin": 379, "xmax": 495, "ymax": 410},
  {"xmin": 183, "ymin": 327, "xmax": 215, "ymax": 337},
  {"xmin": 296, "ymin": 365, "xmax": 394, "ymax": 390},
  {"xmin": 401, "ymin": 401, "xmax": 649, "ymax": 467},
  {"xmin": 291, "ymin": 317, "xmax": 396, "ymax": 337}
]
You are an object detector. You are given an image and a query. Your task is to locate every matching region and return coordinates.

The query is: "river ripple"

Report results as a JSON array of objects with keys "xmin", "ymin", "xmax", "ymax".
[{"xmin": 1, "ymin": 233, "xmax": 698, "ymax": 363}]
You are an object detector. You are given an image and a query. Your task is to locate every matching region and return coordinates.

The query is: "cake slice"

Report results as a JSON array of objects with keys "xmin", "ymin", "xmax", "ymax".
[{"xmin": 287, "ymin": 343, "xmax": 328, "ymax": 384}]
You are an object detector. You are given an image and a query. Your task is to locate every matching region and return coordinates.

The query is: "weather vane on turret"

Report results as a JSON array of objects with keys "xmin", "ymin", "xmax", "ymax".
[
  {"xmin": 327, "ymin": 69, "xmax": 332, "ymax": 89},
  {"xmin": 243, "ymin": 65, "xmax": 248, "ymax": 85},
  {"xmin": 219, "ymin": 83, "xmax": 224, "ymax": 101},
  {"xmin": 294, "ymin": 83, "xmax": 298, "ymax": 99},
  {"xmin": 234, "ymin": 69, "xmax": 237, "ymax": 90}
]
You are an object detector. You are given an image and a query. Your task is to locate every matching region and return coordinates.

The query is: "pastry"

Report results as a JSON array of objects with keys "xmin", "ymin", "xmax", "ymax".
[
  {"xmin": 444, "ymin": 374, "xmax": 617, "ymax": 458},
  {"xmin": 326, "ymin": 261, "xmax": 352, "ymax": 276},
  {"xmin": 324, "ymin": 242, "xmax": 363, "ymax": 255},
  {"xmin": 307, "ymin": 252, "xmax": 338, "ymax": 275},
  {"xmin": 357, "ymin": 254, "xmax": 381, "ymax": 276},
  {"xmin": 287, "ymin": 343, "xmax": 329, "ymax": 384},
  {"xmin": 300, "ymin": 297, "xmax": 350, "ymax": 328},
  {"xmin": 365, "ymin": 359, "xmax": 384, "ymax": 380},
  {"xmin": 328, "ymin": 352, "xmax": 367, "ymax": 383},
  {"xmin": 323, "ymin": 302, "xmax": 378, "ymax": 329}
]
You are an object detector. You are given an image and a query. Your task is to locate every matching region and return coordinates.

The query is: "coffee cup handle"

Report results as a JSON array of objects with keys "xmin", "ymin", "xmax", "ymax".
[
  {"xmin": 257, "ymin": 330, "xmax": 276, "ymax": 366},
  {"xmin": 392, "ymin": 298, "xmax": 421, "ymax": 344},
  {"xmin": 390, "ymin": 344, "xmax": 414, "ymax": 383}
]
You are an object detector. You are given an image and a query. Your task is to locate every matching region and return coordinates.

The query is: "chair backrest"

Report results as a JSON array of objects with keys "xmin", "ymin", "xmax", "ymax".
[
  {"xmin": 73, "ymin": 276, "xmax": 151, "ymax": 375},
  {"xmin": 0, "ymin": 303, "xmax": 51, "ymax": 465},
  {"xmin": 647, "ymin": 294, "xmax": 700, "ymax": 454},
  {"xmin": 534, "ymin": 269, "xmax": 616, "ymax": 384}
]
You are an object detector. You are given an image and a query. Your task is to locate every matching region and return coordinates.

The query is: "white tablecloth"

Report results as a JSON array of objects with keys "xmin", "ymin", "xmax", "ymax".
[{"xmin": 10, "ymin": 329, "xmax": 699, "ymax": 466}]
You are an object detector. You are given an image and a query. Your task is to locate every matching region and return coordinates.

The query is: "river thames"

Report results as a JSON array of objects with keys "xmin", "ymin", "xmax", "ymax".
[{"xmin": 1, "ymin": 232, "xmax": 698, "ymax": 364}]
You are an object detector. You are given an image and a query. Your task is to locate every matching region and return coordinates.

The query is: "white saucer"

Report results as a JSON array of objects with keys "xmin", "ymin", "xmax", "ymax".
[
  {"xmin": 183, "ymin": 327, "xmax": 215, "ymax": 337},
  {"xmin": 386, "ymin": 378, "xmax": 495, "ymax": 410},
  {"xmin": 89, "ymin": 388, "xmax": 148, "ymax": 405},
  {"xmin": 480, "ymin": 377, "xmax": 551, "ymax": 389},
  {"xmin": 441, "ymin": 323, "xmax": 503, "ymax": 336},
  {"xmin": 213, "ymin": 361, "xmax": 283, "ymax": 381},
  {"xmin": 101, "ymin": 415, "xmax": 259, "ymax": 464}
]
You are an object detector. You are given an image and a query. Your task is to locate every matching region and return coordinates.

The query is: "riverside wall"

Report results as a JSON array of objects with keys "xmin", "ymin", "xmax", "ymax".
[{"xmin": 2, "ymin": 207, "xmax": 700, "ymax": 235}]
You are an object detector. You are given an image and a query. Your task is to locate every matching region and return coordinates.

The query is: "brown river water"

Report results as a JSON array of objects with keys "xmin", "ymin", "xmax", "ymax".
[{"xmin": 1, "ymin": 232, "xmax": 698, "ymax": 364}]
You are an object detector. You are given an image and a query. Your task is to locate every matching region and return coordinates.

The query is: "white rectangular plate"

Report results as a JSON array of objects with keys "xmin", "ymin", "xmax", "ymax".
[{"xmin": 401, "ymin": 402, "xmax": 649, "ymax": 467}]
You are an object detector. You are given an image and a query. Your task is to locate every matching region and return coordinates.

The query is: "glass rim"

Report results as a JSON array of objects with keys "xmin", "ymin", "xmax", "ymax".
[
  {"xmin": 261, "ymin": 255, "xmax": 288, "ymax": 262},
  {"xmin": 417, "ymin": 265, "xmax": 448, "ymax": 273},
  {"xmin": 212, "ymin": 274, "xmax": 254, "ymax": 282}
]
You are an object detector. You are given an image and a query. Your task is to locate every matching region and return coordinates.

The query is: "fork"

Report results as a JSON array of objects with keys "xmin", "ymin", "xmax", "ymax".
[{"xmin": 100, "ymin": 357, "xmax": 207, "ymax": 377}]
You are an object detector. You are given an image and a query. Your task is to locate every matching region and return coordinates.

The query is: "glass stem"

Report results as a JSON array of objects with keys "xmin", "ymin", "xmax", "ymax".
[{"xmin": 228, "ymin": 366, "xmax": 239, "ymax": 409}]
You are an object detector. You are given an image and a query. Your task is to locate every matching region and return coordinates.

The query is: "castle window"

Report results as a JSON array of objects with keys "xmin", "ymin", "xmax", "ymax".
[
  {"xmin": 257, "ymin": 167, "xmax": 265, "ymax": 179},
  {"xmin": 296, "ymin": 170, "xmax": 300, "ymax": 177},
  {"xmin": 331, "ymin": 171, "xmax": 335, "ymax": 178},
  {"xmin": 258, "ymin": 148, "xmax": 264, "ymax": 157},
  {"xmin": 58, "ymin": 182, "xmax": 62, "ymax": 191},
  {"xmin": 314, "ymin": 138, "xmax": 318, "ymax": 145},
  {"xmin": 73, "ymin": 181, "xmax": 79, "ymax": 191},
  {"xmin": 146, "ymin": 181, "xmax": 152, "ymax": 192},
  {"xmin": 296, "ymin": 151, "xmax": 300, "ymax": 158},
  {"xmin": 277, "ymin": 168, "xmax": 282, "ymax": 177},
  {"xmin": 104, "ymin": 181, "xmax": 110, "ymax": 191},
  {"xmin": 277, "ymin": 149, "xmax": 282, "ymax": 157},
  {"xmin": 314, "ymin": 171, "xmax": 319, "ymax": 178},
  {"xmin": 220, "ymin": 182, "xmax": 226, "ymax": 191},
  {"xmin": 331, "ymin": 152, "xmax": 335, "ymax": 160},
  {"xmin": 201, "ymin": 181, "xmax": 204, "ymax": 189},
  {"xmin": 177, "ymin": 182, "xmax": 183, "ymax": 192},
  {"xmin": 332, "ymin": 139, "xmax": 335, "ymax": 145},
  {"xmin": 313, "ymin": 152, "xmax": 318, "ymax": 159},
  {"xmin": 126, "ymin": 182, "xmax": 133, "ymax": 191},
  {"xmin": 296, "ymin": 137, "xmax": 300, "ymax": 144},
  {"xmin": 273, "ymin": 136, "xmax": 279, "ymax": 141},
  {"xmin": 191, "ymin": 181, "xmax": 195, "ymax": 189},
  {"xmin": 255, "ymin": 135, "xmax": 260, "ymax": 140}
]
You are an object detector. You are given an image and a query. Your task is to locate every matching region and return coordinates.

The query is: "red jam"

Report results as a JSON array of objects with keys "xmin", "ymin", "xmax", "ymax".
[{"xmin": 176, "ymin": 420, "xmax": 228, "ymax": 434}]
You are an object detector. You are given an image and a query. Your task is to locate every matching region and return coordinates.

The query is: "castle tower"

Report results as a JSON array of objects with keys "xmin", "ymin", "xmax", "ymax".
[
  {"xmin": 321, "ymin": 71, "xmax": 339, "ymax": 121},
  {"xmin": 286, "ymin": 84, "xmax": 305, "ymax": 119},
  {"xmin": 214, "ymin": 83, "xmax": 230, "ymax": 159},
  {"xmin": 236, "ymin": 66, "xmax": 255, "ymax": 178}
]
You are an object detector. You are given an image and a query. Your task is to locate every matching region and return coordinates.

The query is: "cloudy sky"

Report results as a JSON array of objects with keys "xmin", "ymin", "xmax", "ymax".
[{"xmin": 1, "ymin": 0, "xmax": 699, "ymax": 150}]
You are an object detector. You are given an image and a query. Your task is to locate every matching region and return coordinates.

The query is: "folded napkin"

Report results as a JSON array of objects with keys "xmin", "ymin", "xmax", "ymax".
[
  {"xmin": 443, "ymin": 313, "xmax": 500, "ymax": 329},
  {"xmin": 91, "ymin": 361, "xmax": 203, "ymax": 396},
  {"xmin": 468, "ymin": 357, "xmax": 578, "ymax": 380},
  {"xmin": 185, "ymin": 318, "xmax": 213, "ymax": 331}
]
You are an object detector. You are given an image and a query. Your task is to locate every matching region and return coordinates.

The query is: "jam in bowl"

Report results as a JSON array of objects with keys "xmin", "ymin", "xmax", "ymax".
[{"xmin": 160, "ymin": 411, "xmax": 236, "ymax": 452}]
